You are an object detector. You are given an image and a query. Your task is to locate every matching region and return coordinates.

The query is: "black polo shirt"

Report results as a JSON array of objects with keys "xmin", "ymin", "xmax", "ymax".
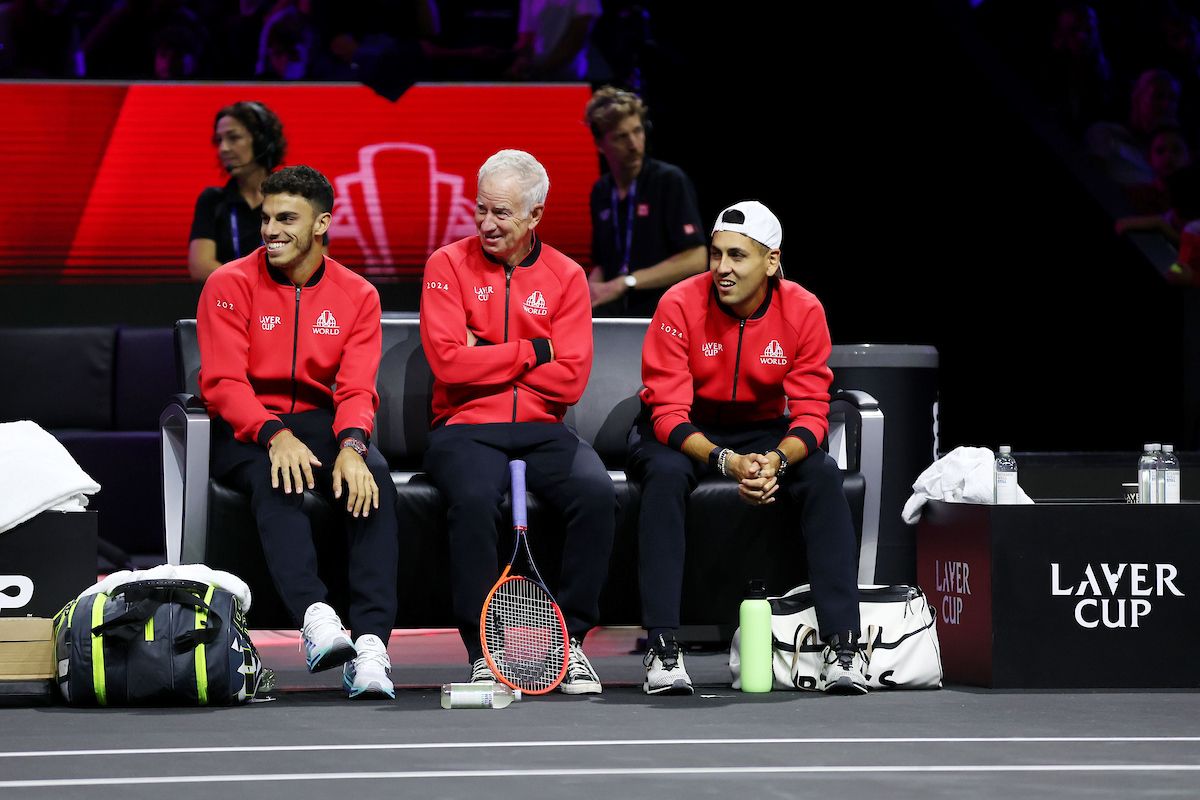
[
  {"xmin": 589, "ymin": 157, "xmax": 706, "ymax": 317},
  {"xmin": 189, "ymin": 179, "xmax": 263, "ymax": 265}
]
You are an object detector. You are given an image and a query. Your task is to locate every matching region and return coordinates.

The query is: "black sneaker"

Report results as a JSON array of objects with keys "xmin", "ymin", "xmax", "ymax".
[
  {"xmin": 820, "ymin": 631, "xmax": 868, "ymax": 695},
  {"xmin": 558, "ymin": 638, "xmax": 602, "ymax": 694},
  {"xmin": 643, "ymin": 633, "xmax": 694, "ymax": 695}
]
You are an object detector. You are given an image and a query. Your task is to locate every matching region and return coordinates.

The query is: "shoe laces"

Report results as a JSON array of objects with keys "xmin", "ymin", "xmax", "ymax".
[
  {"xmin": 470, "ymin": 658, "xmax": 494, "ymax": 683},
  {"xmin": 354, "ymin": 635, "xmax": 390, "ymax": 672},
  {"xmin": 566, "ymin": 639, "xmax": 598, "ymax": 680},
  {"xmin": 300, "ymin": 605, "xmax": 343, "ymax": 650},
  {"xmin": 644, "ymin": 634, "xmax": 681, "ymax": 670},
  {"xmin": 826, "ymin": 632, "xmax": 860, "ymax": 670}
]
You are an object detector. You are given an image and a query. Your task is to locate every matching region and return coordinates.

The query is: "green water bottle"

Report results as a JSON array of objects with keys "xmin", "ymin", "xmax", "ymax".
[{"xmin": 739, "ymin": 578, "xmax": 773, "ymax": 693}]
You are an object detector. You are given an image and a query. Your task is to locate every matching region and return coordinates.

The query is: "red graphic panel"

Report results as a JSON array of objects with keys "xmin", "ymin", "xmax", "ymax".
[{"xmin": 0, "ymin": 83, "xmax": 598, "ymax": 282}]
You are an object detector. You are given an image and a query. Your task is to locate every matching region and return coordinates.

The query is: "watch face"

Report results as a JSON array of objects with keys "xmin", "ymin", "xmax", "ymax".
[{"xmin": 624, "ymin": 275, "xmax": 637, "ymax": 288}]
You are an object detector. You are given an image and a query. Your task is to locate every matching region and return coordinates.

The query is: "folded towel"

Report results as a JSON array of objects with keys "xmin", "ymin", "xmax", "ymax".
[
  {"xmin": 0, "ymin": 420, "xmax": 101, "ymax": 534},
  {"xmin": 902, "ymin": 445, "xmax": 1033, "ymax": 524}
]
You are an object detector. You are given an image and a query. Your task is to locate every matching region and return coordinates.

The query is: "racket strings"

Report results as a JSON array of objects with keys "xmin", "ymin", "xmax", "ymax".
[{"xmin": 484, "ymin": 577, "xmax": 567, "ymax": 692}]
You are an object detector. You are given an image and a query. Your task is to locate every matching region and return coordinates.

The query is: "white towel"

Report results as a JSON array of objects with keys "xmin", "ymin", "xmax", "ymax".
[
  {"xmin": 902, "ymin": 445, "xmax": 1034, "ymax": 524},
  {"xmin": 79, "ymin": 563, "xmax": 253, "ymax": 613},
  {"xmin": 0, "ymin": 420, "xmax": 101, "ymax": 534}
]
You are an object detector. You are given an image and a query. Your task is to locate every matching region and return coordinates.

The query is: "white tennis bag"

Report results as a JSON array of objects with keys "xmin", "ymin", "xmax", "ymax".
[{"xmin": 730, "ymin": 584, "xmax": 943, "ymax": 690}]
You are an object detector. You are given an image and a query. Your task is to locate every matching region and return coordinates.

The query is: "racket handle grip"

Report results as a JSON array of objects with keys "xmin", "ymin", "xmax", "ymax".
[{"xmin": 509, "ymin": 460, "xmax": 528, "ymax": 529}]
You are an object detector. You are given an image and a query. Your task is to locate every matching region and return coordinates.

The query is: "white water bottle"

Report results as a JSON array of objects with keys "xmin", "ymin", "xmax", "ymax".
[
  {"xmin": 1160, "ymin": 444, "xmax": 1181, "ymax": 504},
  {"xmin": 440, "ymin": 681, "xmax": 521, "ymax": 709},
  {"xmin": 1139, "ymin": 444, "xmax": 1160, "ymax": 504},
  {"xmin": 994, "ymin": 445, "xmax": 1018, "ymax": 504}
]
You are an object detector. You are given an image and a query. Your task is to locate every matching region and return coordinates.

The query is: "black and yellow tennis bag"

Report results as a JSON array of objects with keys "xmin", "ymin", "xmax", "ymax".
[{"xmin": 53, "ymin": 578, "xmax": 265, "ymax": 705}]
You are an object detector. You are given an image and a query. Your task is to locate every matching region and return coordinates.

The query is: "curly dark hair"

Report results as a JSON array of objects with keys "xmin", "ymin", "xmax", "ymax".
[
  {"xmin": 262, "ymin": 165, "xmax": 335, "ymax": 215},
  {"xmin": 584, "ymin": 86, "xmax": 648, "ymax": 141},
  {"xmin": 213, "ymin": 101, "xmax": 287, "ymax": 171}
]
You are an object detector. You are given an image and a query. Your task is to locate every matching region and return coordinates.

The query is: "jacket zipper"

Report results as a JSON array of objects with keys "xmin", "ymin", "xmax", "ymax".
[
  {"xmin": 289, "ymin": 285, "xmax": 301, "ymax": 412},
  {"xmin": 731, "ymin": 319, "xmax": 746, "ymax": 402},
  {"xmin": 505, "ymin": 265, "xmax": 517, "ymax": 421}
]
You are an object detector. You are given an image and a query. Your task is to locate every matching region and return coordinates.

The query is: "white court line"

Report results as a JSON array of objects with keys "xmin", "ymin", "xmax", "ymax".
[
  {"xmin": 4, "ymin": 764, "xmax": 1200, "ymax": 788},
  {"xmin": 2, "ymin": 737, "xmax": 1199, "ymax": 759}
]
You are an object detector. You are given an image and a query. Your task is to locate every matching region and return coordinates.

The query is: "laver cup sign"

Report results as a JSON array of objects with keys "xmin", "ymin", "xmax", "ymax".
[
  {"xmin": 1051, "ymin": 562, "xmax": 1184, "ymax": 629},
  {"xmin": 918, "ymin": 500, "xmax": 1200, "ymax": 688}
]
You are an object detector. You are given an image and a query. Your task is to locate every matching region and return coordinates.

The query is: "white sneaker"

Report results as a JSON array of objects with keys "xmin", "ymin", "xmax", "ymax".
[
  {"xmin": 301, "ymin": 602, "xmax": 355, "ymax": 673},
  {"xmin": 820, "ymin": 631, "xmax": 869, "ymax": 695},
  {"xmin": 643, "ymin": 633, "xmax": 694, "ymax": 695},
  {"xmin": 470, "ymin": 657, "xmax": 494, "ymax": 683},
  {"xmin": 343, "ymin": 634, "xmax": 394, "ymax": 699},
  {"xmin": 558, "ymin": 638, "xmax": 602, "ymax": 695}
]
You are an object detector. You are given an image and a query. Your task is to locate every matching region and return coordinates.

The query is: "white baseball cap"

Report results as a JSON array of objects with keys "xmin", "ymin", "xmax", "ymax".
[{"xmin": 711, "ymin": 200, "xmax": 782, "ymax": 250}]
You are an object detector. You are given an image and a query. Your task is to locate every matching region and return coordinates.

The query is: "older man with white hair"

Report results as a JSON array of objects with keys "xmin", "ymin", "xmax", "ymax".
[{"xmin": 419, "ymin": 149, "xmax": 615, "ymax": 694}]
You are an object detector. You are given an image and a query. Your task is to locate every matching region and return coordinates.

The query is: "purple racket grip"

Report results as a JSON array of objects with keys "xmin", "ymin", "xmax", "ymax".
[{"xmin": 509, "ymin": 460, "xmax": 528, "ymax": 528}]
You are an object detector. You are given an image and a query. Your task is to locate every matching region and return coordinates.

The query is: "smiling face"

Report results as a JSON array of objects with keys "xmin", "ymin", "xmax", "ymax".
[
  {"xmin": 475, "ymin": 173, "xmax": 543, "ymax": 265},
  {"xmin": 709, "ymin": 230, "xmax": 780, "ymax": 317},
  {"xmin": 261, "ymin": 191, "xmax": 329, "ymax": 276}
]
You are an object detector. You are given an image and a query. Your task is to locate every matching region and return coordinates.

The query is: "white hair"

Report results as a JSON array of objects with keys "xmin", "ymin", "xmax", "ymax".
[{"xmin": 477, "ymin": 149, "xmax": 550, "ymax": 216}]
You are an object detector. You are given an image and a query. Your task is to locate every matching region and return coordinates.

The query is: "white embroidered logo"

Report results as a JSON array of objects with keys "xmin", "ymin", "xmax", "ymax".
[
  {"xmin": 475, "ymin": 286, "xmax": 494, "ymax": 302},
  {"xmin": 260, "ymin": 315, "xmax": 281, "ymax": 331},
  {"xmin": 702, "ymin": 342, "xmax": 723, "ymax": 357},
  {"xmin": 760, "ymin": 339, "xmax": 787, "ymax": 366},
  {"xmin": 312, "ymin": 309, "xmax": 340, "ymax": 336},
  {"xmin": 523, "ymin": 290, "xmax": 548, "ymax": 316}
]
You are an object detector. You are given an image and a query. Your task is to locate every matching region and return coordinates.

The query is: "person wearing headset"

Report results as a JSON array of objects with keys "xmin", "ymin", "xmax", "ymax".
[{"xmin": 188, "ymin": 101, "xmax": 287, "ymax": 281}]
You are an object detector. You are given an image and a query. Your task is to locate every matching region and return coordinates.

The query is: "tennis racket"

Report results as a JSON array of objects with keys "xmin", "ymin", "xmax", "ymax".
[{"xmin": 478, "ymin": 459, "xmax": 570, "ymax": 694}]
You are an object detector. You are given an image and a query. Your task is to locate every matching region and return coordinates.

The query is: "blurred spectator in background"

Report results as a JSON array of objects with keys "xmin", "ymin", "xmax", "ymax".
[
  {"xmin": 256, "ymin": 0, "xmax": 315, "ymax": 80},
  {"xmin": 188, "ymin": 100, "xmax": 286, "ymax": 281},
  {"xmin": 153, "ymin": 21, "xmax": 204, "ymax": 79},
  {"xmin": 1, "ymin": 0, "xmax": 85, "ymax": 78},
  {"xmin": 1124, "ymin": 124, "xmax": 1192, "ymax": 213},
  {"xmin": 585, "ymin": 86, "xmax": 706, "ymax": 317},
  {"xmin": 1088, "ymin": 68, "xmax": 1182, "ymax": 185},
  {"xmin": 422, "ymin": 0, "xmax": 517, "ymax": 81},
  {"xmin": 78, "ymin": 0, "xmax": 205, "ymax": 79},
  {"xmin": 1115, "ymin": 161, "xmax": 1200, "ymax": 244},
  {"xmin": 508, "ymin": 0, "xmax": 608, "ymax": 82},
  {"xmin": 1043, "ymin": 3, "xmax": 1115, "ymax": 136}
]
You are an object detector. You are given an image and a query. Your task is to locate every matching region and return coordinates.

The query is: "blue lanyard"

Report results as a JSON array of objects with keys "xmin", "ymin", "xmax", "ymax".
[
  {"xmin": 610, "ymin": 178, "xmax": 637, "ymax": 275},
  {"xmin": 229, "ymin": 208, "xmax": 241, "ymax": 260}
]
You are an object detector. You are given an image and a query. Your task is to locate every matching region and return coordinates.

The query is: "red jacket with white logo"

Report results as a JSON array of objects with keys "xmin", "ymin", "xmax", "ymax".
[
  {"xmin": 420, "ymin": 236, "xmax": 593, "ymax": 426},
  {"xmin": 197, "ymin": 247, "xmax": 382, "ymax": 446},
  {"xmin": 639, "ymin": 273, "xmax": 833, "ymax": 455}
]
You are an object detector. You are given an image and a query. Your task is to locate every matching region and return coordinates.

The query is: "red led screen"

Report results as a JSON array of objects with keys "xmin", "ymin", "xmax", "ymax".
[{"xmin": 0, "ymin": 82, "xmax": 598, "ymax": 282}]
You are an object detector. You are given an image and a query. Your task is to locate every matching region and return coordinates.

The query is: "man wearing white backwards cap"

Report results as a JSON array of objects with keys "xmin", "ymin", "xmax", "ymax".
[{"xmin": 629, "ymin": 200, "xmax": 867, "ymax": 695}]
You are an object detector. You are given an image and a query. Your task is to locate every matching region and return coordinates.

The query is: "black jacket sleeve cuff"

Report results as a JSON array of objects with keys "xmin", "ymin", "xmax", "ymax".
[
  {"xmin": 531, "ymin": 338, "xmax": 552, "ymax": 366},
  {"xmin": 667, "ymin": 422, "xmax": 702, "ymax": 452},
  {"xmin": 335, "ymin": 427, "xmax": 369, "ymax": 446},
  {"xmin": 786, "ymin": 426, "xmax": 820, "ymax": 458},
  {"xmin": 256, "ymin": 419, "xmax": 286, "ymax": 448}
]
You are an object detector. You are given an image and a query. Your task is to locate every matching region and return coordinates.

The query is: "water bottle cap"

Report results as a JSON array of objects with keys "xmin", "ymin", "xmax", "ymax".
[
  {"xmin": 998, "ymin": 445, "xmax": 1011, "ymax": 454},
  {"xmin": 1163, "ymin": 444, "xmax": 1174, "ymax": 452},
  {"xmin": 1149, "ymin": 443, "xmax": 1161, "ymax": 450},
  {"xmin": 746, "ymin": 578, "xmax": 768, "ymax": 599},
  {"xmin": 513, "ymin": 689, "xmax": 522, "ymax": 701}
]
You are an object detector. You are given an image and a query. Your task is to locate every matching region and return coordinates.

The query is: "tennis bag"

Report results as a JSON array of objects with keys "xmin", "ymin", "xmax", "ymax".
[
  {"xmin": 730, "ymin": 583, "xmax": 943, "ymax": 690},
  {"xmin": 53, "ymin": 578, "xmax": 265, "ymax": 705}
]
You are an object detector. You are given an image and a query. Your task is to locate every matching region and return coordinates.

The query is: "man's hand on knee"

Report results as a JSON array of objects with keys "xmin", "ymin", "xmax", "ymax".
[
  {"xmin": 333, "ymin": 447, "xmax": 380, "ymax": 518},
  {"xmin": 268, "ymin": 430, "xmax": 321, "ymax": 494}
]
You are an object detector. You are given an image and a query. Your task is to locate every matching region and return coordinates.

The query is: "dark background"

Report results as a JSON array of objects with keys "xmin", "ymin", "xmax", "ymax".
[{"xmin": 2, "ymin": 1, "xmax": 1191, "ymax": 453}]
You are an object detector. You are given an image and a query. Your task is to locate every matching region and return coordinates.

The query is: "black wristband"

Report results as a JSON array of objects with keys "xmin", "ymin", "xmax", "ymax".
[
  {"xmin": 531, "ymin": 337, "xmax": 552, "ymax": 365},
  {"xmin": 708, "ymin": 445, "xmax": 724, "ymax": 473},
  {"xmin": 770, "ymin": 448, "xmax": 789, "ymax": 476}
]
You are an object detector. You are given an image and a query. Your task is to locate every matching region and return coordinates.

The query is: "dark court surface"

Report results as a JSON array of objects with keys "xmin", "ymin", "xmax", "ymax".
[{"xmin": 2, "ymin": 628, "xmax": 1198, "ymax": 799}]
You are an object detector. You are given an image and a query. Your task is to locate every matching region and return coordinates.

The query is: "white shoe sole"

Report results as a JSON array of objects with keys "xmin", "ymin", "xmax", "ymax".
[
  {"xmin": 559, "ymin": 681, "xmax": 602, "ymax": 695},
  {"xmin": 643, "ymin": 678, "xmax": 694, "ymax": 696},
  {"xmin": 307, "ymin": 637, "xmax": 356, "ymax": 673},
  {"xmin": 822, "ymin": 675, "xmax": 869, "ymax": 695}
]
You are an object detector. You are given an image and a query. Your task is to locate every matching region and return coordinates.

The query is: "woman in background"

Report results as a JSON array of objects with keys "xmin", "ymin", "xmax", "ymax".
[{"xmin": 187, "ymin": 100, "xmax": 286, "ymax": 280}]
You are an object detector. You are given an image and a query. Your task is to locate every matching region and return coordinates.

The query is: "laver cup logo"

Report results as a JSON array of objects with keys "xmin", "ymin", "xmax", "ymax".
[
  {"xmin": 1052, "ymin": 563, "xmax": 1185, "ymax": 628},
  {"xmin": 934, "ymin": 560, "xmax": 971, "ymax": 624}
]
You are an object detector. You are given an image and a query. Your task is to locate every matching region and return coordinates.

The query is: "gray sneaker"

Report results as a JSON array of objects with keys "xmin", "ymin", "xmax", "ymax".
[
  {"xmin": 643, "ymin": 633, "xmax": 694, "ymax": 695},
  {"xmin": 558, "ymin": 638, "xmax": 602, "ymax": 694},
  {"xmin": 820, "ymin": 631, "xmax": 869, "ymax": 695}
]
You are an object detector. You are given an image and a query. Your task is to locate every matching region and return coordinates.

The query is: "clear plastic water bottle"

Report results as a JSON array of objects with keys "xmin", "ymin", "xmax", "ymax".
[
  {"xmin": 1160, "ymin": 444, "xmax": 1181, "ymax": 504},
  {"xmin": 738, "ymin": 578, "xmax": 773, "ymax": 693},
  {"xmin": 994, "ymin": 445, "xmax": 1018, "ymax": 504},
  {"xmin": 440, "ymin": 681, "xmax": 521, "ymax": 709},
  {"xmin": 1139, "ymin": 444, "xmax": 1160, "ymax": 504}
]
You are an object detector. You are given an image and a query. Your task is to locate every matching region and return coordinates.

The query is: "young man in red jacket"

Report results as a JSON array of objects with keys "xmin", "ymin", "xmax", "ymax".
[
  {"xmin": 420, "ymin": 149, "xmax": 615, "ymax": 693},
  {"xmin": 197, "ymin": 165, "xmax": 398, "ymax": 699},
  {"xmin": 631, "ymin": 200, "xmax": 866, "ymax": 695}
]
